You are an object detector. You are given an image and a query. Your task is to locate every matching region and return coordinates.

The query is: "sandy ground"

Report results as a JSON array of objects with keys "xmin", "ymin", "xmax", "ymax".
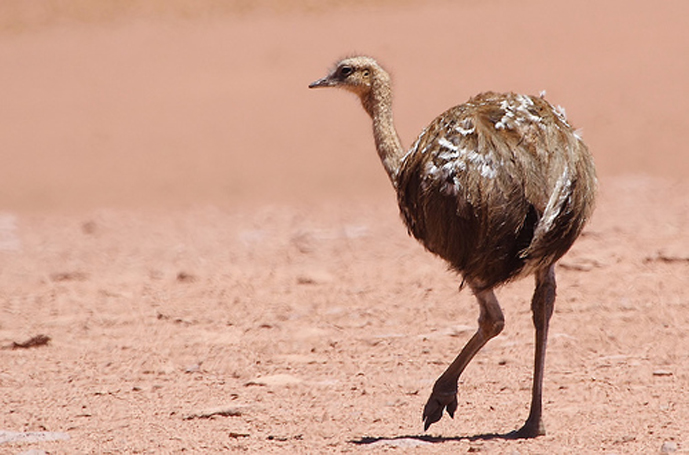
[{"xmin": 1, "ymin": 1, "xmax": 688, "ymax": 453}]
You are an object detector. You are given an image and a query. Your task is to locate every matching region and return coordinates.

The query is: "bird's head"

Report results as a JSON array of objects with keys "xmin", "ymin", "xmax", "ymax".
[{"xmin": 309, "ymin": 56, "xmax": 381, "ymax": 98}]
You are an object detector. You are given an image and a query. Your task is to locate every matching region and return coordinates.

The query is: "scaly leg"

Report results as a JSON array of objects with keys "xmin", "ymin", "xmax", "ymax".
[
  {"xmin": 422, "ymin": 286, "xmax": 505, "ymax": 431},
  {"xmin": 512, "ymin": 264, "xmax": 556, "ymax": 438}
]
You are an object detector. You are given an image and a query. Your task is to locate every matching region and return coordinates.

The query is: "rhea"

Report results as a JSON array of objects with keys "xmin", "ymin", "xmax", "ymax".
[{"xmin": 309, "ymin": 56, "xmax": 596, "ymax": 437}]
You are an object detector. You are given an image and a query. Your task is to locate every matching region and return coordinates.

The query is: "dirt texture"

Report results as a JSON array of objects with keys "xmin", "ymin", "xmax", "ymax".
[{"xmin": 1, "ymin": 1, "xmax": 688, "ymax": 453}]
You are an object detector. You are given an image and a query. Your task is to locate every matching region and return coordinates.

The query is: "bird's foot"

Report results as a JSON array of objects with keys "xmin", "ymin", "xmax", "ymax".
[
  {"xmin": 506, "ymin": 418, "xmax": 546, "ymax": 439},
  {"xmin": 422, "ymin": 389, "xmax": 458, "ymax": 431}
]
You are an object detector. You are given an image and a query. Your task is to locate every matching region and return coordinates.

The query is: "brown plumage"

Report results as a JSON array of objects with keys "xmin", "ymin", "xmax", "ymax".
[{"xmin": 310, "ymin": 56, "xmax": 596, "ymax": 438}]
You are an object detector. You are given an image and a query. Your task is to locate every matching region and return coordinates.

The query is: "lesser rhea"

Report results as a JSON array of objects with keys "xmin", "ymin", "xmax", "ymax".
[{"xmin": 310, "ymin": 56, "xmax": 596, "ymax": 437}]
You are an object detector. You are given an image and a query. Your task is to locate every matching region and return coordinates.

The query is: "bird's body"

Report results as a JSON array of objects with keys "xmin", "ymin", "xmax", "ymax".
[
  {"xmin": 397, "ymin": 91, "xmax": 596, "ymax": 290},
  {"xmin": 310, "ymin": 56, "xmax": 596, "ymax": 438}
]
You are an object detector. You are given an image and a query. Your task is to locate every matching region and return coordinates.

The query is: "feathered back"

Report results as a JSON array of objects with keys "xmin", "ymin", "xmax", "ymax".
[{"xmin": 396, "ymin": 92, "xmax": 596, "ymax": 289}]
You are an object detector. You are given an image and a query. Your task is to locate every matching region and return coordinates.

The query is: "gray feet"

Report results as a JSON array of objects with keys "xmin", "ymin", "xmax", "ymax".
[
  {"xmin": 422, "ymin": 390, "xmax": 458, "ymax": 431},
  {"xmin": 422, "ymin": 388, "xmax": 546, "ymax": 439},
  {"xmin": 507, "ymin": 418, "xmax": 546, "ymax": 439}
]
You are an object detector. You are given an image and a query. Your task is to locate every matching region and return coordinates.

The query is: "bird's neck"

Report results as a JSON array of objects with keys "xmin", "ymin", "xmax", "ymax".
[{"xmin": 361, "ymin": 77, "xmax": 405, "ymax": 185}]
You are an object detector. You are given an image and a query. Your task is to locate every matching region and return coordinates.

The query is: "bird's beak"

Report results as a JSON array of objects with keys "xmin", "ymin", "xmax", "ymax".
[{"xmin": 308, "ymin": 75, "xmax": 334, "ymax": 89}]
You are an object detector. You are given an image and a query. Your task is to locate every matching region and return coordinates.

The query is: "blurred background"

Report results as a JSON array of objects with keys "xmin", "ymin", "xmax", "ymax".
[{"xmin": 1, "ymin": 0, "xmax": 687, "ymax": 213}]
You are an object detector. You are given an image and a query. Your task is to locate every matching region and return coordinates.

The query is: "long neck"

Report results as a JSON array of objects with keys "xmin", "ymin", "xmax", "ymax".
[{"xmin": 360, "ymin": 73, "xmax": 405, "ymax": 185}]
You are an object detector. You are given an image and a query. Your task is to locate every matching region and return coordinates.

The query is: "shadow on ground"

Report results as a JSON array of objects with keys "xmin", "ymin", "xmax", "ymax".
[{"xmin": 350, "ymin": 430, "xmax": 526, "ymax": 445}]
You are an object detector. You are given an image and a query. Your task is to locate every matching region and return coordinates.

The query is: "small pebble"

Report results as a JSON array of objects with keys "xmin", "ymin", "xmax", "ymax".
[
  {"xmin": 184, "ymin": 406, "xmax": 245, "ymax": 420},
  {"xmin": 184, "ymin": 363, "xmax": 201, "ymax": 373},
  {"xmin": 661, "ymin": 441, "xmax": 677, "ymax": 453},
  {"xmin": 653, "ymin": 370, "xmax": 673, "ymax": 377}
]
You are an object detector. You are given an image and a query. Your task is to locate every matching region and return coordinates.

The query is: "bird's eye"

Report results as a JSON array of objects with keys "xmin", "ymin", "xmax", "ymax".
[{"xmin": 339, "ymin": 66, "xmax": 354, "ymax": 77}]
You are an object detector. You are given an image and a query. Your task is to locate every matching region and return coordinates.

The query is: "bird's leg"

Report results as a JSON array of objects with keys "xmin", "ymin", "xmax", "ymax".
[
  {"xmin": 511, "ymin": 264, "xmax": 556, "ymax": 439},
  {"xmin": 423, "ymin": 287, "xmax": 504, "ymax": 431}
]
